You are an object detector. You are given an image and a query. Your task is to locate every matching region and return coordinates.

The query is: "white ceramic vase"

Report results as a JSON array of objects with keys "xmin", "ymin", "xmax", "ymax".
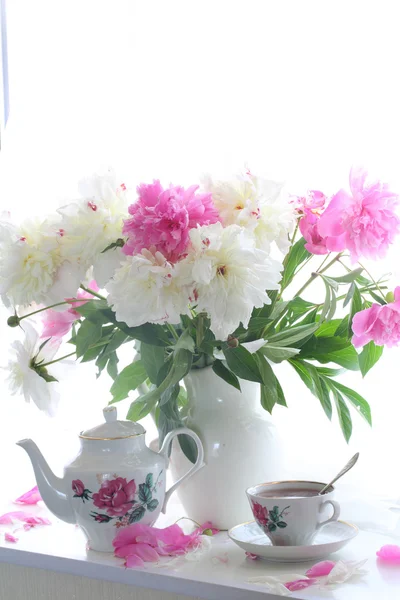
[{"xmin": 170, "ymin": 366, "xmax": 283, "ymax": 530}]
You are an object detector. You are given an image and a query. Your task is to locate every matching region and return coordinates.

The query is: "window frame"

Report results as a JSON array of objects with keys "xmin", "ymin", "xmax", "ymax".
[{"xmin": 0, "ymin": 0, "xmax": 9, "ymax": 146}]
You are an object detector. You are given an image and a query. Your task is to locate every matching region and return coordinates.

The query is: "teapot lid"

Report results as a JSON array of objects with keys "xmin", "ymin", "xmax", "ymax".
[{"xmin": 79, "ymin": 407, "xmax": 146, "ymax": 440}]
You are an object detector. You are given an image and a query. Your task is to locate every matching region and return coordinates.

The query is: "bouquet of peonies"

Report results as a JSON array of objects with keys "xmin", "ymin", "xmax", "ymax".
[{"xmin": 1, "ymin": 167, "xmax": 399, "ymax": 458}]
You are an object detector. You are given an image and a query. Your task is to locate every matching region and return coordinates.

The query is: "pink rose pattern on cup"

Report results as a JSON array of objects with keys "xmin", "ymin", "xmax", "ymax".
[
  {"xmin": 251, "ymin": 500, "xmax": 290, "ymax": 533},
  {"xmin": 72, "ymin": 471, "xmax": 163, "ymax": 527}
]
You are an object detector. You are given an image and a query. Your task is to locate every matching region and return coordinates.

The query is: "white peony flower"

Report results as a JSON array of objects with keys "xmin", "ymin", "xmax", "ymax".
[
  {"xmin": 106, "ymin": 249, "xmax": 190, "ymax": 327},
  {"xmin": 5, "ymin": 322, "xmax": 61, "ymax": 416},
  {"xmin": 252, "ymin": 176, "xmax": 296, "ymax": 254},
  {"xmin": 0, "ymin": 217, "xmax": 61, "ymax": 308},
  {"xmin": 57, "ymin": 169, "xmax": 128, "ymax": 276},
  {"xmin": 202, "ymin": 171, "xmax": 296, "ymax": 254},
  {"xmin": 179, "ymin": 222, "xmax": 283, "ymax": 340},
  {"xmin": 201, "ymin": 172, "xmax": 260, "ymax": 231}
]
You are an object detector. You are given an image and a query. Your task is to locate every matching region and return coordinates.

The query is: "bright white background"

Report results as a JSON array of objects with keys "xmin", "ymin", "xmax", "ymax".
[{"xmin": 0, "ymin": 0, "xmax": 400, "ymax": 504}]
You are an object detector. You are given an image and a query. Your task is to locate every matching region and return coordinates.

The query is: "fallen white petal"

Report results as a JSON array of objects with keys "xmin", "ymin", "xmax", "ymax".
[{"xmin": 326, "ymin": 559, "xmax": 368, "ymax": 585}]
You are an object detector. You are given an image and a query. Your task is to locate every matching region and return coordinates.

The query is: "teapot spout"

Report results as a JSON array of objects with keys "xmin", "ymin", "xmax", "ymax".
[{"xmin": 17, "ymin": 439, "xmax": 75, "ymax": 524}]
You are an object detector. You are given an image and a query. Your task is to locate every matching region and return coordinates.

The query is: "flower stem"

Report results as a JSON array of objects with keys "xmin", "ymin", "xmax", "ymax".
[
  {"xmin": 79, "ymin": 285, "xmax": 106, "ymax": 301},
  {"xmin": 39, "ymin": 351, "xmax": 76, "ymax": 368},
  {"xmin": 167, "ymin": 323, "xmax": 179, "ymax": 341},
  {"xmin": 18, "ymin": 301, "xmax": 73, "ymax": 321},
  {"xmin": 357, "ymin": 262, "xmax": 387, "ymax": 301},
  {"xmin": 293, "ymin": 252, "xmax": 343, "ymax": 298}
]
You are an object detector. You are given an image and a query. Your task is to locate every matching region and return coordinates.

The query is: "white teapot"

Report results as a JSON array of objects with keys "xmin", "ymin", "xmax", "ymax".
[{"xmin": 17, "ymin": 407, "xmax": 205, "ymax": 551}]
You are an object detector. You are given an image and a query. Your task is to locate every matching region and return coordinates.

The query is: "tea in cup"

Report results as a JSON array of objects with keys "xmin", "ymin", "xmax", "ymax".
[{"xmin": 246, "ymin": 480, "xmax": 340, "ymax": 546}]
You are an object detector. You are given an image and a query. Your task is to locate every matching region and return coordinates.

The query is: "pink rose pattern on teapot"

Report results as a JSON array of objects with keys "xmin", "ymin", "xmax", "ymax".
[{"xmin": 72, "ymin": 471, "xmax": 163, "ymax": 527}]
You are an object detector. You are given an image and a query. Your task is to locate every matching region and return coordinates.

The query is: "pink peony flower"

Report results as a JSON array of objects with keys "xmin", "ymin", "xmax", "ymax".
[
  {"xmin": 122, "ymin": 180, "xmax": 220, "ymax": 262},
  {"xmin": 299, "ymin": 210, "xmax": 329, "ymax": 255},
  {"xmin": 41, "ymin": 280, "xmax": 99, "ymax": 339},
  {"xmin": 92, "ymin": 477, "xmax": 136, "ymax": 516},
  {"xmin": 352, "ymin": 287, "xmax": 400, "ymax": 348},
  {"xmin": 318, "ymin": 167, "xmax": 400, "ymax": 262},
  {"xmin": 14, "ymin": 485, "xmax": 42, "ymax": 505},
  {"xmin": 251, "ymin": 501, "xmax": 269, "ymax": 526},
  {"xmin": 376, "ymin": 544, "xmax": 400, "ymax": 564},
  {"xmin": 291, "ymin": 190, "xmax": 327, "ymax": 215},
  {"xmin": 113, "ymin": 522, "xmax": 206, "ymax": 568}
]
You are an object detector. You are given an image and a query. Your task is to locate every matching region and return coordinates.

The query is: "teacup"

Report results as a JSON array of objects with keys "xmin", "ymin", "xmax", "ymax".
[{"xmin": 246, "ymin": 480, "xmax": 340, "ymax": 546}]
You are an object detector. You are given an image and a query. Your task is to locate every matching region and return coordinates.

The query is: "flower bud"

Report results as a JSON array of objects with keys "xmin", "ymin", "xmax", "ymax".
[
  {"xmin": 7, "ymin": 315, "xmax": 20, "ymax": 327},
  {"xmin": 227, "ymin": 336, "xmax": 239, "ymax": 348},
  {"xmin": 202, "ymin": 528, "xmax": 213, "ymax": 536},
  {"xmin": 386, "ymin": 291, "xmax": 395, "ymax": 303}
]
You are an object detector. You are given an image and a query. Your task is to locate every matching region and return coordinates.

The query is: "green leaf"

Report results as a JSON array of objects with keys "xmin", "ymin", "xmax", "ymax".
[
  {"xmin": 268, "ymin": 522, "xmax": 277, "ymax": 532},
  {"xmin": 320, "ymin": 280, "xmax": 332, "ymax": 321},
  {"xmin": 358, "ymin": 341, "xmax": 384, "ymax": 377},
  {"xmin": 269, "ymin": 301, "xmax": 290, "ymax": 321},
  {"xmin": 146, "ymin": 473, "xmax": 154, "ymax": 488},
  {"xmin": 326, "ymin": 287, "xmax": 337, "ymax": 321},
  {"xmin": 138, "ymin": 483, "xmax": 152, "ymax": 503},
  {"xmin": 314, "ymin": 319, "xmax": 343, "ymax": 338},
  {"xmin": 75, "ymin": 319, "xmax": 103, "ymax": 358},
  {"xmin": 349, "ymin": 285, "xmax": 362, "ymax": 336},
  {"xmin": 110, "ymin": 360, "xmax": 148, "ymax": 403},
  {"xmin": 314, "ymin": 346, "xmax": 360, "ymax": 370},
  {"xmin": 315, "ymin": 366, "xmax": 345, "ymax": 377},
  {"xmin": 173, "ymin": 329, "xmax": 195, "ymax": 353},
  {"xmin": 107, "ymin": 352, "xmax": 119, "ymax": 380},
  {"xmin": 331, "ymin": 386, "xmax": 353, "ymax": 442},
  {"xmin": 334, "ymin": 316, "xmax": 349, "ymax": 338},
  {"xmin": 101, "ymin": 329, "xmax": 128, "ymax": 356},
  {"xmin": 127, "ymin": 349, "xmax": 192, "ymax": 420},
  {"xmin": 281, "ymin": 238, "xmax": 311, "ymax": 290},
  {"xmin": 320, "ymin": 274, "xmax": 339, "ymax": 291},
  {"xmin": 267, "ymin": 323, "xmax": 319, "ymax": 347},
  {"xmin": 147, "ymin": 499, "xmax": 159, "ymax": 512},
  {"xmin": 115, "ymin": 321, "xmax": 170, "ymax": 347},
  {"xmin": 74, "ymin": 300, "xmax": 111, "ymax": 323},
  {"xmin": 212, "ymin": 359, "xmax": 241, "ymax": 391},
  {"xmin": 159, "ymin": 382, "xmax": 180, "ymax": 407},
  {"xmin": 80, "ymin": 344, "xmax": 104, "ymax": 363},
  {"xmin": 35, "ymin": 367, "xmax": 59, "ymax": 383},
  {"xmin": 343, "ymin": 282, "xmax": 356, "ymax": 308},
  {"xmin": 259, "ymin": 344, "xmax": 300, "ymax": 363},
  {"xmin": 256, "ymin": 354, "xmax": 278, "ymax": 414},
  {"xmin": 276, "ymin": 378, "xmax": 287, "ymax": 407},
  {"xmin": 223, "ymin": 346, "xmax": 263, "ymax": 383},
  {"xmin": 140, "ymin": 343, "xmax": 166, "ymax": 384},
  {"xmin": 329, "ymin": 380, "xmax": 372, "ymax": 425},
  {"xmin": 368, "ymin": 290, "xmax": 387, "ymax": 305},
  {"xmin": 277, "ymin": 521, "xmax": 287, "ymax": 528},
  {"xmin": 289, "ymin": 359, "xmax": 332, "ymax": 420},
  {"xmin": 329, "ymin": 268, "xmax": 364, "ymax": 284},
  {"xmin": 178, "ymin": 433, "xmax": 198, "ymax": 464},
  {"xmin": 101, "ymin": 238, "xmax": 125, "ymax": 253},
  {"xmin": 128, "ymin": 505, "xmax": 145, "ymax": 524}
]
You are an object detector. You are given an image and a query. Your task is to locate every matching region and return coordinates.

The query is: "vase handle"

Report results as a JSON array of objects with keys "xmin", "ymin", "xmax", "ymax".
[{"xmin": 158, "ymin": 427, "xmax": 205, "ymax": 514}]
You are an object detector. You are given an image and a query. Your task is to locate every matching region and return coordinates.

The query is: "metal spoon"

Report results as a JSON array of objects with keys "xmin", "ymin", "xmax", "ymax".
[{"xmin": 319, "ymin": 452, "xmax": 360, "ymax": 495}]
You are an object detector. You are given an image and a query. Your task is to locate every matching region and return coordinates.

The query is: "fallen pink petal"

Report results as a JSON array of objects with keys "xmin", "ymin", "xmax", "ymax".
[
  {"xmin": 4, "ymin": 533, "xmax": 18, "ymax": 543},
  {"xmin": 0, "ymin": 511, "xmax": 51, "ymax": 526},
  {"xmin": 306, "ymin": 560, "xmax": 336, "ymax": 577},
  {"xmin": 113, "ymin": 522, "xmax": 211, "ymax": 568},
  {"xmin": 245, "ymin": 552, "xmax": 260, "ymax": 560},
  {"xmin": 14, "ymin": 486, "xmax": 42, "ymax": 505},
  {"xmin": 376, "ymin": 545, "xmax": 400, "ymax": 564},
  {"xmin": 285, "ymin": 578, "xmax": 314, "ymax": 592}
]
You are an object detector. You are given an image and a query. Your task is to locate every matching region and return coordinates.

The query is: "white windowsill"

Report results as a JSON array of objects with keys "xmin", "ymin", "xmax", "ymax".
[{"xmin": 1, "ymin": 499, "xmax": 400, "ymax": 600}]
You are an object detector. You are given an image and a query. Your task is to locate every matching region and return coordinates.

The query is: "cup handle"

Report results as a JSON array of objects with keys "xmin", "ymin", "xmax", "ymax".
[
  {"xmin": 158, "ymin": 427, "xmax": 205, "ymax": 514},
  {"xmin": 317, "ymin": 500, "xmax": 340, "ymax": 529}
]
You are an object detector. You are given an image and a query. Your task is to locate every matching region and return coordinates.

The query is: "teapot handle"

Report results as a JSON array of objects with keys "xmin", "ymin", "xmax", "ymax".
[{"xmin": 158, "ymin": 427, "xmax": 205, "ymax": 514}]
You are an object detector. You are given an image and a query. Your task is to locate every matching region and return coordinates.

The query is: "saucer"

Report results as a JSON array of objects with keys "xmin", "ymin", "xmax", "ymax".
[{"xmin": 228, "ymin": 520, "xmax": 358, "ymax": 563}]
